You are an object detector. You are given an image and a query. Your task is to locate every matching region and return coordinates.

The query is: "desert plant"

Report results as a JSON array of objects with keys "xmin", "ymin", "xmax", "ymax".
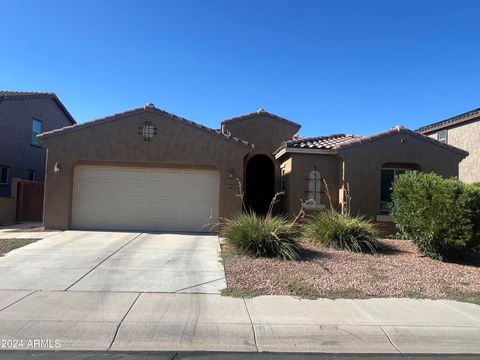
[
  {"xmin": 392, "ymin": 172, "xmax": 480, "ymax": 260},
  {"xmin": 304, "ymin": 210, "xmax": 383, "ymax": 253},
  {"xmin": 221, "ymin": 212, "xmax": 301, "ymax": 260},
  {"xmin": 279, "ymin": 275, "xmax": 320, "ymax": 299}
]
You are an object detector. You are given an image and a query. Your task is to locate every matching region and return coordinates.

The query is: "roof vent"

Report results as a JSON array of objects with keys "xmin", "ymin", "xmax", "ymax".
[
  {"xmin": 144, "ymin": 103, "xmax": 155, "ymax": 109},
  {"xmin": 257, "ymin": 108, "xmax": 265, "ymax": 113}
]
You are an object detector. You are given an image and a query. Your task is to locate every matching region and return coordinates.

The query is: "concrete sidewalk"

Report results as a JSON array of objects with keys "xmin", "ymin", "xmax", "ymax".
[{"xmin": 0, "ymin": 290, "xmax": 479, "ymax": 353}]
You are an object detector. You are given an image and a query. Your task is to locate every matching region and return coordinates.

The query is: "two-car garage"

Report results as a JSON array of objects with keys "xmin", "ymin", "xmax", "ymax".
[
  {"xmin": 72, "ymin": 165, "xmax": 220, "ymax": 232},
  {"xmin": 39, "ymin": 106, "xmax": 251, "ymax": 231}
]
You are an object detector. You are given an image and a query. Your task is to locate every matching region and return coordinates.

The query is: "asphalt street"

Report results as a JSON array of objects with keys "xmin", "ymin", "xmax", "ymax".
[{"xmin": 0, "ymin": 351, "xmax": 479, "ymax": 360}]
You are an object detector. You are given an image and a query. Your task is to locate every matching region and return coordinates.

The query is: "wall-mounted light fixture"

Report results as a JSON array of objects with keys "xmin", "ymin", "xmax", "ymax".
[
  {"xmin": 54, "ymin": 162, "xmax": 61, "ymax": 173},
  {"xmin": 228, "ymin": 169, "xmax": 235, "ymax": 178}
]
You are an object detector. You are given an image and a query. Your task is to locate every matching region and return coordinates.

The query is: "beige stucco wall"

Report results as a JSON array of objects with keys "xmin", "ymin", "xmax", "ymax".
[
  {"xmin": 40, "ymin": 110, "xmax": 251, "ymax": 230},
  {"xmin": 223, "ymin": 114, "xmax": 300, "ymax": 206},
  {"xmin": 222, "ymin": 114, "xmax": 299, "ymax": 156},
  {"xmin": 426, "ymin": 120, "xmax": 480, "ymax": 183},
  {"xmin": 282, "ymin": 153, "xmax": 340, "ymax": 218},
  {"xmin": 338, "ymin": 132, "xmax": 464, "ymax": 220}
]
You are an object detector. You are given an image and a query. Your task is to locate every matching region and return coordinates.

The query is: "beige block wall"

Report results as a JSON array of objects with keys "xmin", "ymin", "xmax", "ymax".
[
  {"xmin": 427, "ymin": 121, "xmax": 480, "ymax": 183},
  {"xmin": 0, "ymin": 197, "xmax": 16, "ymax": 225},
  {"xmin": 0, "ymin": 177, "xmax": 23, "ymax": 225}
]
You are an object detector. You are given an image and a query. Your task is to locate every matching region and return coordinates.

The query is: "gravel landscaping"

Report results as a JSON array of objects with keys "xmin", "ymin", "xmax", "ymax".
[
  {"xmin": 222, "ymin": 239, "xmax": 480, "ymax": 303},
  {"xmin": 7, "ymin": 226, "xmax": 48, "ymax": 232},
  {"xmin": 0, "ymin": 238, "xmax": 40, "ymax": 256}
]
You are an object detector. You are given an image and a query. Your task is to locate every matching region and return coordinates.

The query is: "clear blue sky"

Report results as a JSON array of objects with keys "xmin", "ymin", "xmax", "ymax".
[{"xmin": 1, "ymin": 0, "xmax": 479, "ymax": 137}]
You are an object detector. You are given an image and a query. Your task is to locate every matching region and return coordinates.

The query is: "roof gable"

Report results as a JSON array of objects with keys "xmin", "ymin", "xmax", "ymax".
[
  {"xmin": 221, "ymin": 109, "xmax": 301, "ymax": 130},
  {"xmin": 0, "ymin": 91, "xmax": 76, "ymax": 124},
  {"xmin": 338, "ymin": 126, "xmax": 468, "ymax": 156},
  {"xmin": 38, "ymin": 104, "xmax": 253, "ymax": 148}
]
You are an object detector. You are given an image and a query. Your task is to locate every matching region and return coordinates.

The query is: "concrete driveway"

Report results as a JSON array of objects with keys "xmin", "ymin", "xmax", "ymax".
[{"xmin": 0, "ymin": 231, "xmax": 226, "ymax": 293}]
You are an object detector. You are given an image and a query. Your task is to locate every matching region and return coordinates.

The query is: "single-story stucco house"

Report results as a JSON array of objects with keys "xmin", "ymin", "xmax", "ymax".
[{"xmin": 38, "ymin": 104, "xmax": 468, "ymax": 233}]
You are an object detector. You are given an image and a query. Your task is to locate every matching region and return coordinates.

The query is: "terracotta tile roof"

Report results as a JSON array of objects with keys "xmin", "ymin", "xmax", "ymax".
[
  {"xmin": 416, "ymin": 107, "xmax": 480, "ymax": 134},
  {"xmin": 0, "ymin": 90, "xmax": 76, "ymax": 124},
  {"xmin": 275, "ymin": 125, "xmax": 468, "ymax": 157},
  {"xmin": 285, "ymin": 134, "xmax": 361, "ymax": 150},
  {"xmin": 38, "ymin": 104, "xmax": 253, "ymax": 148},
  {"xmin": 221, "ymin": 108, "xmax": 301, "ymax": 129}
]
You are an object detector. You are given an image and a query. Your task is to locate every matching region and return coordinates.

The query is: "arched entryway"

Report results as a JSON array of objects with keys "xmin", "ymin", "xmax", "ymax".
[{"xmin": 245, "ymin": 154, "xmax": 275, "ymax": 215}]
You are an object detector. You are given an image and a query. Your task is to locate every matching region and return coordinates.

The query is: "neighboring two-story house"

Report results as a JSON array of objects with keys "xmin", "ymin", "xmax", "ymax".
[
  {"xmin": 417, "ymin": 107, "xmax": 480, "ymax": 183},
  {"xmin": 0, "ymin": 91, "xmax": 75, "ymax": 223}
]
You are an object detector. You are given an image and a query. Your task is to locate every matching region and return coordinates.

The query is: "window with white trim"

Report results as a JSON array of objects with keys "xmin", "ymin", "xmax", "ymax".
[
  {"xmin": 307, "ymin": 169, "xmax": 321, "ymax": 206},
  {"xmin": 32, "ymin": 119, "xmax": 42, "ymax": 146},
  {"xmin": 438, "ymin": 130, "xmax": 447, "ymax": 143}
]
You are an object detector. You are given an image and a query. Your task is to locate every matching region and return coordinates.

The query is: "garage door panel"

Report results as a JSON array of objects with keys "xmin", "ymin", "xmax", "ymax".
[
  {"xmin": 185, "ymin": 199, "xmax": 215, "ymax": 211},
  {"xmin": 148, "ymin": 184, "xmax": 184, "ymax": 197},
  {"xmin": 147, "ymin": 216, "xmax": 182, "ymax": 229},
  {"xmin": 75, "ymin": 195, "xmax": 146, "ymax": 212},
  {"xmin": 184, "ymin": 184, "xmax": 217, "ymax": 198},
  {"xmin": 76, "ymin": 180, "xmax": 148, "ymax": 197},
  {"xmin": 75, "ymin": 169, "xmax": 112, "ymax": 181},
  {"xmin": 72, "ymin": 166, "xmax": 219, "ymax": 232},
  {"xmin": 185, "ymin": 172, "xmax": 216, "ymax": 182},
  {"xmin": 112, "ymin": 180, "xmax": 147, "ymax": 192},
  {"xmin": 73, "ymin": 212, "xmax": 114, "ymax": 229},
  {"xmin": 75, "ymin": 181, "xmax": 115, "ymax": 196},
  {"xmin": 150, "ymin": 169, "xmax": 184, "ymax": 179},
  {"xmin": 148, "ymin": 197, "xmax": 184, "ymax": 208}
]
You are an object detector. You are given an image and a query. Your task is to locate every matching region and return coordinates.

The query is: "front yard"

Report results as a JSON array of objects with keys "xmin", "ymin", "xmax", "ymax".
[{"xmin": 221, "ymin": 238, "xmax": 480, "ymax": 304}]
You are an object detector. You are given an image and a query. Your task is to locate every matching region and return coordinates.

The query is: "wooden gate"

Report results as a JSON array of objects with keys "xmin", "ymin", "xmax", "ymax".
[{"xmin": 16, "ymin": 181, "xmax": 44, "ymax": 221}]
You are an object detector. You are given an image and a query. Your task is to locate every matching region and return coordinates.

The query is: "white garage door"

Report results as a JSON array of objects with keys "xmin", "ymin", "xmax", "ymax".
[{"xmin": 72, "ymin": 165, "xmax": 219, "ymax": 232}]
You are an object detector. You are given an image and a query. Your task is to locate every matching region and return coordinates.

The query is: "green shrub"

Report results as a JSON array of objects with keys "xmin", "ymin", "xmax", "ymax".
[
  {"xmin": 279, "ymin": 276, "xmax": 320, "ymax": 299},
  {"xmin": 304, "ymin": 210, "xmax": 383, "ymax": 253},
  {"xmin": 220, "ymin": 288, "xmax": 258, "ymax": 298},
  {"xmin": 392, "ymin": 172, "xmax": 480, "ymax": 260},
  {"xmin": 221, "ymin": 212, "xmax": 300, "ymax": 260}
]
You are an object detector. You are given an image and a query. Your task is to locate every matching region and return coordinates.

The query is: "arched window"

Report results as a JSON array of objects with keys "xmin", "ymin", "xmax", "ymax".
[{"xmin": 308, "ymin": 170, "xmax": 321, "ymax": 206}]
